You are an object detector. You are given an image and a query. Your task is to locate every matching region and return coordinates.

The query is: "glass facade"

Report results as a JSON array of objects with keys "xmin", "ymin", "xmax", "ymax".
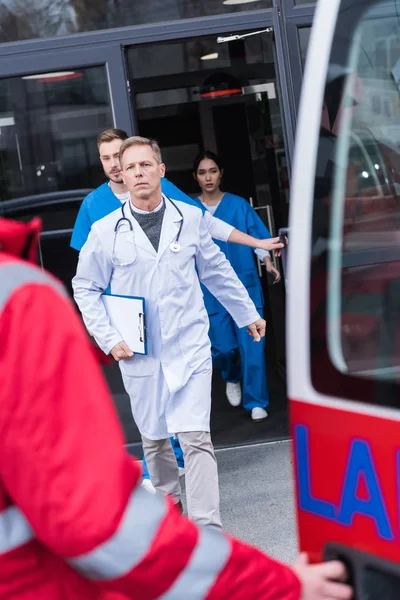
[{"xmin": 0, "ymin": 0, "xmax": 272, "ymax": 44}]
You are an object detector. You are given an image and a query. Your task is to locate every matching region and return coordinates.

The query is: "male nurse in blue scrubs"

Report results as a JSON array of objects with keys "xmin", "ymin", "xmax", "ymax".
[
  {"xmin": 70, "ymin": 129, "xmax": 198, "ymax": 251},
  {"xmin": 71, "ymin": 128, "xmax": 284, "ymax": 491}
]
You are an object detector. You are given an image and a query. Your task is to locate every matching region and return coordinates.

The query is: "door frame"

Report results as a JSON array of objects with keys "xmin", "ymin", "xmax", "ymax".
[
  {"xmin": 0, "ymin": 10, "xmax": 275, "ymax": 56},
  {"xmin": 277, "ymin": 0, "xmax": 316, "ymax": 117},
  {"xmin": 0, "ymin": 9, "xmax": 295, "ymax": 166},
  {"xmin": 119, "ymin": 9, "xmax": 295, "ymax": 167}
]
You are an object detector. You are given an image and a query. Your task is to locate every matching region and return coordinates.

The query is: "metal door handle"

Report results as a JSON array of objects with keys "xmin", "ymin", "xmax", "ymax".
[
  {"xmin": 265, "ymin": 205, "xmax": 280, "ymax": 271},
  {"xmin": 249, "ymin": 198, "xmax": 280, "ymax": 275}
]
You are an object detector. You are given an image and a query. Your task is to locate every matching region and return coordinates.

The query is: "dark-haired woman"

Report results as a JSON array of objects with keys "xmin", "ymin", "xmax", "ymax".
[{"xmin": 193, "ymin": 150, "xmax": 281, "ymax": 422}]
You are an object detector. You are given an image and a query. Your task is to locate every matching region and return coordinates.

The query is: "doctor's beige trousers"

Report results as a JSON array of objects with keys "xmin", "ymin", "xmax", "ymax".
[{"xmin": 142, "ymin": 431, "xmax": 221, "ymax": 529}]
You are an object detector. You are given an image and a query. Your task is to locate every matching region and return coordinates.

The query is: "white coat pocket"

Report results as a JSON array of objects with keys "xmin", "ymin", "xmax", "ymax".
[
  {"xmin": 119, "ymin": 354, "xmax": 155, "ymax": 377},
  {"xmin": 112, "ymin": 228, "xmax": 137, "ymax": 267},
  {"xmin": 167, "ymin": 246, "xmax": 196, "ymax": 290}
]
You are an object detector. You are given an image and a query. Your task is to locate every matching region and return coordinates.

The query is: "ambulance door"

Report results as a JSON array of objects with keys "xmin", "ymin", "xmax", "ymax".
[{"xmin": 289, "ymin": 0, "xmax": 400, "ymax": 594}]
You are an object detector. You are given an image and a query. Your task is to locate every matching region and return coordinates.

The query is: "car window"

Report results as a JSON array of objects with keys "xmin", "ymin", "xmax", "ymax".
[{"xmin": 2, "ymin": 197, "xmax": 84, "ymax": 232}]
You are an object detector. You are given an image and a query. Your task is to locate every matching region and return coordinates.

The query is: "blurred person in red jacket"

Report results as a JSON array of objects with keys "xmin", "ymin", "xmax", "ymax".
[{"xmin": 0, "ymin": 216, "xmax": 352, "ymax": 600}]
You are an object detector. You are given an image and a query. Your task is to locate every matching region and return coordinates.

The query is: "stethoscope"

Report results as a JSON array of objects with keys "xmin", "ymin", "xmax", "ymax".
[{"xmin": 112, "ymin": 197, "xmax": 184, "ymax": 266}]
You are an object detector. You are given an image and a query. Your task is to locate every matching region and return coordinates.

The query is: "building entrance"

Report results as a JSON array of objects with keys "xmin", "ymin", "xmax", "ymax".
[
  {"xmin": 122, "ymin": 30, "xmax": 290, "ymax": 448},
  {"xmin": 0, "ymin": 0, "xmax": 317, "ymax": 454}
]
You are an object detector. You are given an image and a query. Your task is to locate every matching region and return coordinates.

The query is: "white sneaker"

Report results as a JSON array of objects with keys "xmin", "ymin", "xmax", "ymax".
[
  {"xmin": 226, "ymin": 381, "xmax": 242, "ymax": 407},
  {"xmin": 251, "ymin": 407, "xmax": 268, "ymax": 422},
  {"xmin": 141, "ymin": 478, "xmax": 156, "ymax": 494}
]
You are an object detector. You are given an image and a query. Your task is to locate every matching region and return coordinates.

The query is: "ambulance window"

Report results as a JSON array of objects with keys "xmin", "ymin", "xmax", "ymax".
[{"xmin": 310, "ymin": 0, "xmax": 400, "ymax": 404}]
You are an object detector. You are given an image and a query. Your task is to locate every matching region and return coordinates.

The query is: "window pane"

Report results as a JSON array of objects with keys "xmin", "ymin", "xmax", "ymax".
[
  {"xmin": 0, "ymin": 0, "xmax": 272, "ymax": 44},
  {"xmin": 0, "ymin": 66, "xmax": 112, "ymax": 203},
  {"xmin": 0, "ymin": 65, "xmax": 113, "ymax": 293},
  {"xmin": 329, "ymin": 7, "xmax": 400, "ymax": 381},
  {"xmin": 295, "ymin": 0, "xmax": 316, "ymax": 4},
  {"xmin": 298, "ymin": 27, "xmax": 311, "ymax": 68},
  {"xmin": 310, "ymin": 0, "xmax": 400, "ymax": 397}
]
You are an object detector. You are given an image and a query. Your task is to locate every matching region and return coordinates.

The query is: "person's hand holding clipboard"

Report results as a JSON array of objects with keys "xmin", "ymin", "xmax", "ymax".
[
  {"xmin": 101, "ymin": 293, "xmax": 147, "ymax": 361},
  {"xmin": 110, "ymin": 340, "xmax": 134, "ymax": 362}
]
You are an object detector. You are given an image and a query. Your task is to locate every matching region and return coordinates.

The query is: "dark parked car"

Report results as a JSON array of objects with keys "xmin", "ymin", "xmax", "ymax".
[{"xmin": 0, "ymin": 189, "xmax": 92, "ymax": 294}]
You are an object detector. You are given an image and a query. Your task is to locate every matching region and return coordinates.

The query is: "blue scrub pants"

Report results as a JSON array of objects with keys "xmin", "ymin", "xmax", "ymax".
[
  {"xmin": 142, "ymin": 436, "xmax": 184, "ymax": 480},
  {"xmin": 208, "ymin": 307, "xmax": 269, "ymax": 411}
]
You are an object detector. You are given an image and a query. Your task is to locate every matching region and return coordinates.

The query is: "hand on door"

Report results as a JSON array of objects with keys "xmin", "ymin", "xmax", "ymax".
[
  {"xmin": 292, "ymin": 553, "xmax": 352, "ymax": 600},
  {"xmin": 256, "ymin": 236, "xmax": 284, "ymax": 256}
]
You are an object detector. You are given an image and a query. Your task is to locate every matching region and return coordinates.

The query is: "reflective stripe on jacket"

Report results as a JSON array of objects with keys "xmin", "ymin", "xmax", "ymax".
[{"xmin": 0, "ymin": 246, "xmax": 300, "ymax": 600}]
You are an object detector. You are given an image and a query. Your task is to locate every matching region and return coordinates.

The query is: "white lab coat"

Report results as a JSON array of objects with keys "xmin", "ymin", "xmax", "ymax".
[
  {"xmin": 72, "ymin": 197, "xmax": 260, "ymax": 440},
  {"xmin": 200, "ymin": 209, "xmax": 234, "ymax": 242}
]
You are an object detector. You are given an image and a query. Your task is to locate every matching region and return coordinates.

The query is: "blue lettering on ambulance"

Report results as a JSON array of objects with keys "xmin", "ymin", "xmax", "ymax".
[
  {"xmin": 338, "ymin": 440, "xmax": 394, "ymax": 541},
  {"xmin": 295, "ymin": 425, "xmax": 336, "ymax": 519},
  {"xmin": 295, "ymin": 425, "xmax": 394, "ymax": 541}
]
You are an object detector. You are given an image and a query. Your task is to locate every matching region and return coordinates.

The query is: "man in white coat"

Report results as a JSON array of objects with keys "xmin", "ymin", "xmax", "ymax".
[{"xmin": 72, "ymin": 136, "xmax": 266, "ymax": 530}]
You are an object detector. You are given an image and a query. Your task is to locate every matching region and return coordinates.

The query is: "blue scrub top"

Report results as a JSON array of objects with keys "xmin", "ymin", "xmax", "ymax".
[
  {"xmin": 70, "ymin": 178, "xmax": 205, "ymax": 251},
  {"xmin": 196, "ymin": 192, "xmax": 272, "ymax": 313}
]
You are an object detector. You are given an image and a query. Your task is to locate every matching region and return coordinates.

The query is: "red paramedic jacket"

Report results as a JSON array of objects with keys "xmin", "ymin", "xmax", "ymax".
[{"xmin": 0, "ymin": 217, "xmax": 301, "ymax": 600}]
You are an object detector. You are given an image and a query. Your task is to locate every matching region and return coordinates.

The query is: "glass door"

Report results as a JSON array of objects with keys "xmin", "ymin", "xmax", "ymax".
[
  {"xmin": 0, "ymin": 47, "xmax": 137, "ymax": 448},
  {"xmin": 126, "ymin": 30, "xmax": 291, "ymax": 446},
  {"xmin": 126, "ymin": 32, "xmax": 289, "ymax": 224}
]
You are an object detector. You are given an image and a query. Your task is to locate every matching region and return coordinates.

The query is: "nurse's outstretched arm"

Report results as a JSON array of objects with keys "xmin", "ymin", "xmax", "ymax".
[
  {"xmin": 227, "ymin": 227, "xmax": 284, "ymax": 253},
  {"xmin": 203, "ymin": 210, "xmax": 284, "ymax": 253}
]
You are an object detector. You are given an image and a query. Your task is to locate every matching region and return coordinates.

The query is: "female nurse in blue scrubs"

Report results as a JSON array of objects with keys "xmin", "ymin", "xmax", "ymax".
[{"xmin": 193, "ymin": 150, "xmax": 281, "ymax": 422}]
